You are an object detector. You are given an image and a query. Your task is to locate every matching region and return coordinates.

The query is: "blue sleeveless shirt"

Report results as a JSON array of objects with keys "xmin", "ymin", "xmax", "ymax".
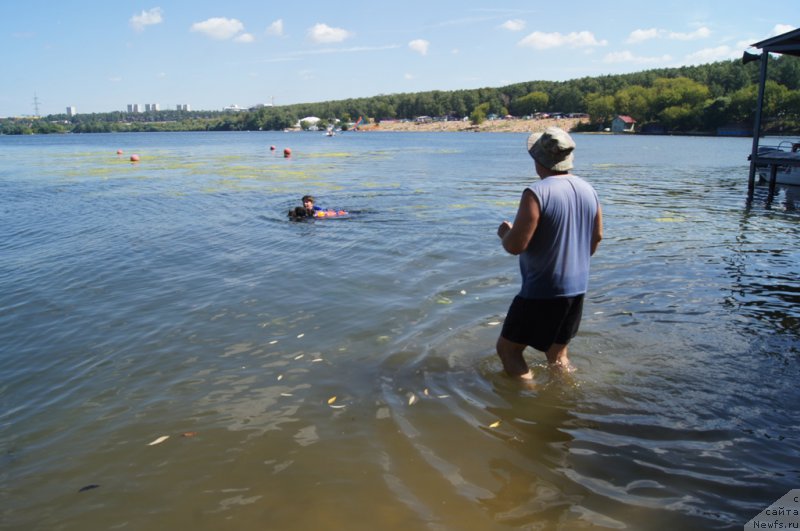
[{"xmin": 519, "ymin": 174, "xmax": 598, "ymax": 299}]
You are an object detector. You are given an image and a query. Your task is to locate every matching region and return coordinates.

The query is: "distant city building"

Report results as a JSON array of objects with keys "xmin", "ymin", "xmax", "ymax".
[
  {"xmin": 176, "ymin": 104, "xmax": 191, "ymax": 111},
  {"xmin": 249, "ymin": 102, "xmax": 274, "ymax": 110},
  {"xmin": 224, "ymin": 104, "xmax": 244, "ymax": 112},
  {"xmin": 127, "ymin": 104, "xmax": 142, "ymax": 113},
  {"xmin": 144, "ymin": 103, "xmax": 160, "ymax": 112},
  {"xmin": 66, "ymin": 106, "xmax": 76, "ymax": 116}
]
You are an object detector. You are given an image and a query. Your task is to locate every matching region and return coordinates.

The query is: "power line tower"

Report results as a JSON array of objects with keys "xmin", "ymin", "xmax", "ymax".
[{"xmin": 33, "ymin": 92, "xmax": 41, "ymax": 117}]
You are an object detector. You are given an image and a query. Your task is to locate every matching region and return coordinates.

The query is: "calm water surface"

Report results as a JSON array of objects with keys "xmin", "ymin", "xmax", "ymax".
[{"xmin": 1, "ymin": 131, "xmax": 798, "ymax": 530}]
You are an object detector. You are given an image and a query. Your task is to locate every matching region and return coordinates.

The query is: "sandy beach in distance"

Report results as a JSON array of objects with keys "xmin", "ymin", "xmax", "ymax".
[{"xmin": 371, "ymin": 116, "xmax": 589, "ymax": 133}]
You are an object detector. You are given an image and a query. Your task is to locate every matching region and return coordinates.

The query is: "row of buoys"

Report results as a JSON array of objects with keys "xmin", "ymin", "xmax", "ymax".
[
  {"xmin": 270, "ymin": 145, "xmax": 292, "ymax": 158},
  {"xmin": 117, "ymin": 146, "xmax": 291, "ymax": 162},
  {"xmin": 116, "ymin": 149, "xmax": 140, "ymax": 162}
]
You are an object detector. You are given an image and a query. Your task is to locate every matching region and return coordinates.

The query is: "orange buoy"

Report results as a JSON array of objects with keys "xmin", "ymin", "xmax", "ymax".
[
  {"xmin": 116, "ymin": 149, "xmax": 123, "ymax": 155},
  {"xmin": 130, "ymin": 154, "xmax": 140, "ymax": 162},
  {"xmin": 283, "ymin": 148, "xmax": 292, "ymax": 158},
  {"xmin": 270, "ymin": 145, "xmax": 276, "ymax": 151}
]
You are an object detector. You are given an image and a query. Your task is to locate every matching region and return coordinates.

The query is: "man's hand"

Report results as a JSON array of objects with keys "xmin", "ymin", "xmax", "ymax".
[{"xmin": 497, "ymin": 221, "xmax": 512, "ymax": 239}]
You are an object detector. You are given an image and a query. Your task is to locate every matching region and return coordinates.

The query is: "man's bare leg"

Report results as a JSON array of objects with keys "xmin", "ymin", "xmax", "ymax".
[
  {"xmin": 545, "ymin": 343, "xmax": 575, "ymax": 372},
  {"xmin": 496, "ymin": 335, "xmax": 533, "ymax": 380}
]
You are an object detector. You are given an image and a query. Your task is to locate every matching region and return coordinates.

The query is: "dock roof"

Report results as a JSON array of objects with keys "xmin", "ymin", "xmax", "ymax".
[{"xmin": 751, "ymin": 27, "xmax": 800, "ymax": 57}]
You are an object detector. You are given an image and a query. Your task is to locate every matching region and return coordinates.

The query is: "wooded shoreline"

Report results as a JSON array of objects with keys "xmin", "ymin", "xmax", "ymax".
[{"xmin": 369, "ymin": 117, "xmax": 588, "ymax": 133}]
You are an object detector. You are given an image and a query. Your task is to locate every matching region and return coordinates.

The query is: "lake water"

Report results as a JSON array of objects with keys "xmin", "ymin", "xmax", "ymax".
[{"xmin": 1, "ymin": 131, "xmax": 798, "ymax": 530}]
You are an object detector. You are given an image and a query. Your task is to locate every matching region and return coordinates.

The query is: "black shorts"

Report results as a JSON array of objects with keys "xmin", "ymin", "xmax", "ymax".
[{"xmin": 500, "ymin": 294, "xmax": 585, "ymax": 352}]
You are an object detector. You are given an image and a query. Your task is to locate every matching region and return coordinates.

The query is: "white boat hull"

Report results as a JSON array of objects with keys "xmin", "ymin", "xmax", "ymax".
[
  {"xmin": 757, "ymin": 165, "xmax": 800, "ymax": 186},
  {"xmin": 754, "ymin": 141, "xmax": 800, "ymax": 186}
]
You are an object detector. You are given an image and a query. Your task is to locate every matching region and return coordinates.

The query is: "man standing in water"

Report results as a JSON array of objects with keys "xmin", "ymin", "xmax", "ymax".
[{"xmin": 496, "ymin": 127, "xmax": 603, "ymax": 380}]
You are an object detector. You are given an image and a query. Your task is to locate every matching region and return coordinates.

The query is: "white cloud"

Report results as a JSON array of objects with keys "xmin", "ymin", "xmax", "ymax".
[
  {"xmin": 773, "ymin": 24, "xmax": 794, "ymax": 36},
  {"xmin": 627, "ymin": 26, "xmax": 711, "ymax": 43},
  {"xmin": 518, "ymin": 31, "xmax": 607, "ymax": 49},
  {"xmin": 235, "ymin": 33, "xmax": 255, "ymax": 43},
  {"xmin": 308, "ymin": 23, "xmax": 352, "ymax": 43},
  {"xmin": 603, "ymin": 51, "xmax": 672, "ymax": 64},
  {"xmin": 286, "ymin": 44, "xmax": 400, "ymax": 57},
  {"xmin": 684, "ymin": 45, "xmax": 739, "ymax": 63},
  {"xmin": 627, "ymin": 28, "xmax": 659, "ymax": 43},
  {"xmin": 500, "ymin": 19, "xmax": 525, "ymax": 32},
  {"xmin": 130, "ymin": 7, "xmax": 163, "ymax": 32},
  {"xmin": 191, "ymin": 17, "xmax": 245, "ymax": 40},
  {"xmin": 668, "ymin": 26, "xmax": 711, "ymax": 41},
  {"xmin": 267, "ymin": 19, "xmax": 284, "ymax": 37},
  {"xmin": 409, "ymin": 39, "xmax": 430, "ymax": 55}
]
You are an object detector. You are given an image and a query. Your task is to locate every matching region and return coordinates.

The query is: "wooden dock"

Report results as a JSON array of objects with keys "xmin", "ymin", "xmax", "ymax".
[{"xmin": 745, "ymin": 28, "xmax": 800, "ymax": 196}]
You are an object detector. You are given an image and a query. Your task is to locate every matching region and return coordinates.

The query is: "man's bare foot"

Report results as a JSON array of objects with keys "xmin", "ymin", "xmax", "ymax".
[
  {"xmin": 549, "ymin": 359, "xmax": 576, "ymax": 373},
  {"xmin": 498, "ymin": 349, "xmax": 533, "ymax": 379},
  {"xmin": 496, "ymin": 337, "xmax": 533, "ymax": 380},
  {"xmin": 516, "ymin": 369, "xmax": 534, "ymax": 381}
]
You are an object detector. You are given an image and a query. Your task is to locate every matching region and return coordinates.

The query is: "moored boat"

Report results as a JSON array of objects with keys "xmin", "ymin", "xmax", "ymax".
[{"xmin": 750, "ymin": 140, "xmax": 800, "ymax": 186}]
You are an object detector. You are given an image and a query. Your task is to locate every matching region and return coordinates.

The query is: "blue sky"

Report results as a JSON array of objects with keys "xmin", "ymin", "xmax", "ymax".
[{"xmin": 1, "ymin": 1, "xmax": 796, "ymax": 117}]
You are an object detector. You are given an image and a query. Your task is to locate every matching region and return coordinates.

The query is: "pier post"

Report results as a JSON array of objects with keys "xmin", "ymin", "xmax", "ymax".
[{"xmin": 748, "ymin": 53, "xmax": 769, "ymax": 195}]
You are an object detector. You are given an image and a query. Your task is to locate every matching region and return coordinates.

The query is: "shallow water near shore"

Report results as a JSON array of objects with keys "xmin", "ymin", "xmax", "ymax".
[{"xmin": 1, "ymin": 131, "xmax": 798, "ymax": 530}]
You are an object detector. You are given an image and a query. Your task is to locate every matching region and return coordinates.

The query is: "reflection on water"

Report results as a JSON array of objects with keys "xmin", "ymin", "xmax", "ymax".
[{"xmin": 0, "ymin": 132, "xmax": 798, "ymax": 530}]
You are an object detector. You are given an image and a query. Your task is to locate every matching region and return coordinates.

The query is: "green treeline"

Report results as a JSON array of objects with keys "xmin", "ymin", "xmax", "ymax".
[{"xmin": 3, "ymin": 55, "xmax": 799, "ymax": 135}]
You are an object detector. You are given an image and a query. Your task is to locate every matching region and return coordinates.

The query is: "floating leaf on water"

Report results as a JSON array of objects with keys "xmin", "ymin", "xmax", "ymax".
[
  {"xmin": 460, "ymin": 290, "xmax": 467, "ymax": 295},
  {"xmin": 487, "ymin": 321, "xmax": 501, "ymax": 326},
  {"xmin": 408, "ymin": 394, "xmax": 417, "ymax": 406},
  {"xmin": 281, "ymin": 393, "xmax": 293, "ymax": 397},
  {"xmin": 312, "ymin": 358, "xmax": 324, "ymax": 363},
  {"xmin": 78, "ymin": 484, "xmax": 100, "ymax": 493},
  {"xmin": 423, "ymin": 388, "xmax": 430, "ymax": 396},
  {"xmin": 147, "ymin": 435, "xmax": 169, "ymax": 446},
  {"xmin": 330, "ymin": 404, "xmax": 346, "ymax": 409},
  {"xmin": 294, "ymin": 354, "xmax": 304, "ymax": 360},
  {"xmin": 327, "ymin": 396, "xmax": 337, "ymax": 404},
  {"xmin": 297, "ymin": 333, "xmax": 305, "ymax": 339},
  {"xmin": 181, "ymin": 432, "xmax": 198, "ymax": 438},
  {"xmin": 277, "ymin": 374, "xmax": 284, "ymax": 381},
  {"xmin": 436, "ymin": 297, "xmax": 452, "ymax": 305},
  {"xmin": 489, "ymin": 421, "xmax": 501, "ymax": 428},
  {"xmin": 437, "ymin": 394, "xmax": 450, "ymax": 399},
  {"xmin": 269, "ymin": 340, "xmax": 278, "ymax": 345},
  {"xmin": 594, "ymin": 311, "xmax": 604, "ymax": 315}
]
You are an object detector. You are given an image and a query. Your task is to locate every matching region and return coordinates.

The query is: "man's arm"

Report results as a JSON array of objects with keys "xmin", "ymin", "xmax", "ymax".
[
  {"xmin": 497, "ymin": 189, "xmax": 539, "ymax": 255},
  {"xmin": 591, "ymin": 203, "xmax": 603, "ymax": 256}
]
